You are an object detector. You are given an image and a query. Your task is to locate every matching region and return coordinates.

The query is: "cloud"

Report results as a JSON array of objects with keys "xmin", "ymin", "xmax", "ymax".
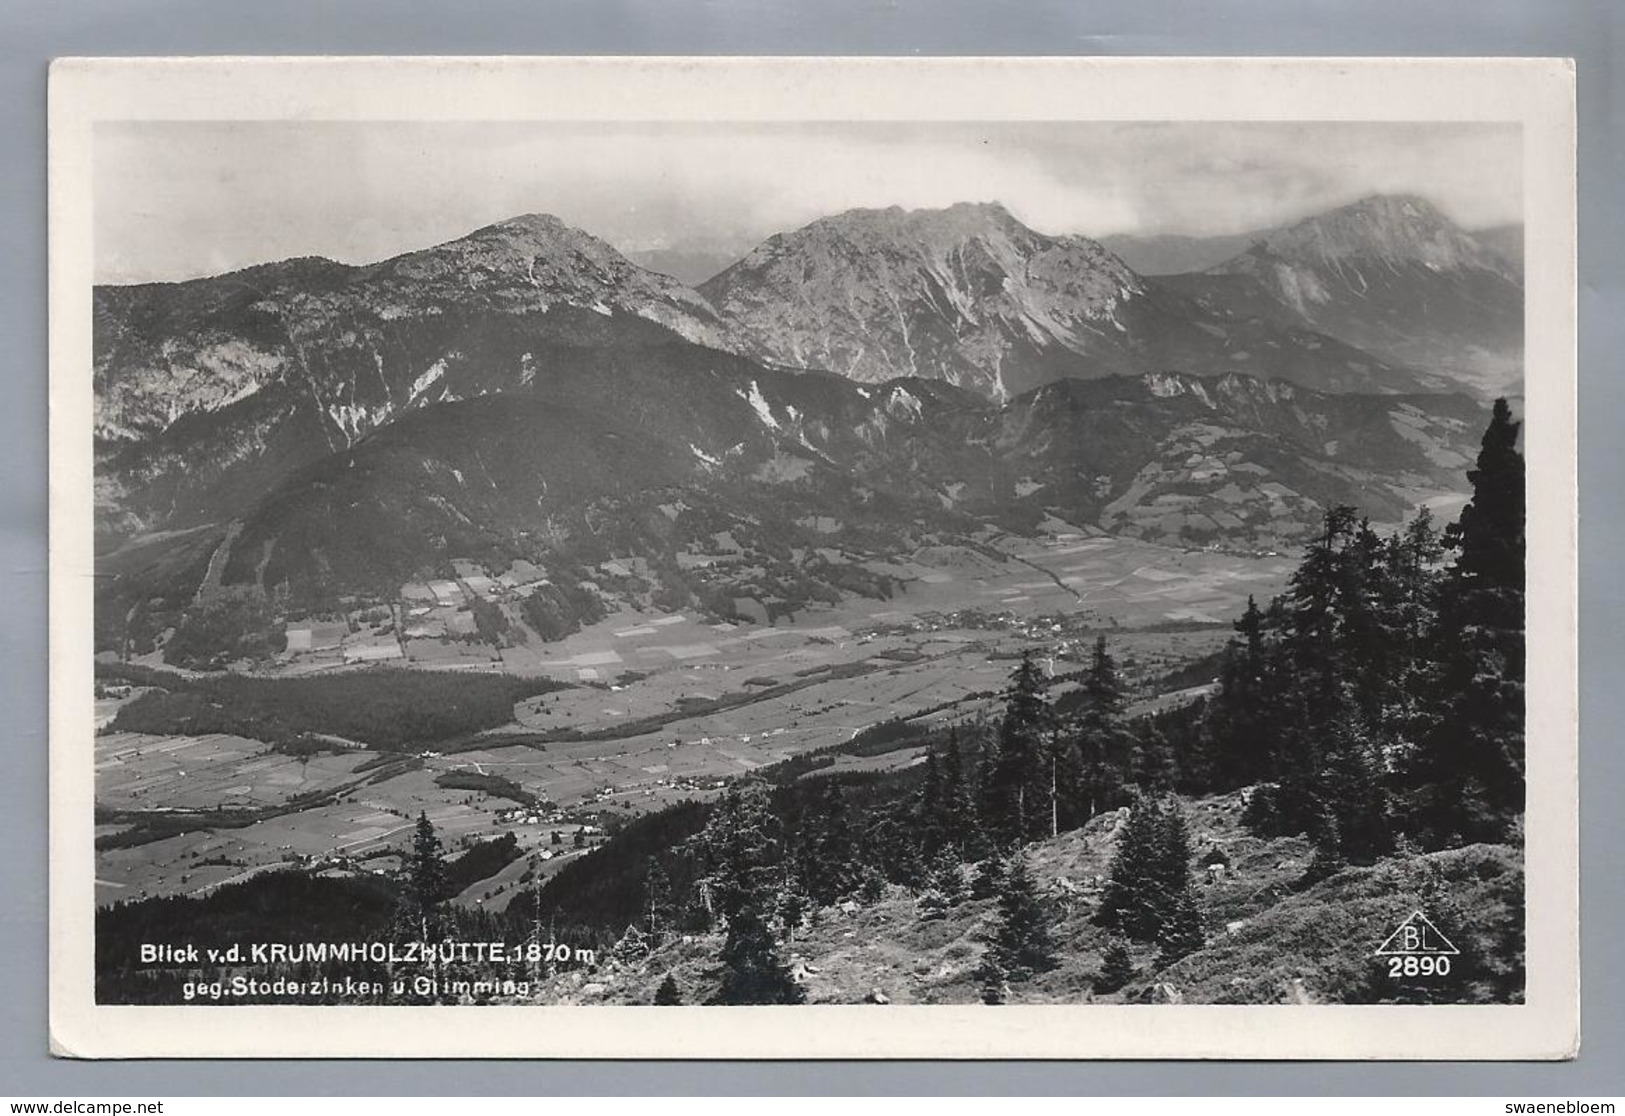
[{"xmin": 93, "ymin": 121, "xmax": 1522, "ymax": 284}]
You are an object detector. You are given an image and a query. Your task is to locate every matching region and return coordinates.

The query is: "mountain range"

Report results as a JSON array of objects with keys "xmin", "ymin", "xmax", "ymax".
[
  {"xmin": 699, "ymin": 201, "xmax": 1445, "ymax": 400},
  {"xmin": 92, "ymin": 194, "xmax": 1506, "ymax": 643},
  {"xmin": 1112, "ymin": 196, "xmax": 1524, "ymax": 395},
  {"xmin": 1104, "ymin": 210, "xmax": 1522, "ymax": 279}
]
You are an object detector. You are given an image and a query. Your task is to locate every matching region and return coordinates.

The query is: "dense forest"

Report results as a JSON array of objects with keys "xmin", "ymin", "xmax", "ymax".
[
  {"xmin": 97, "ymin": 401, "xmax": 1524, "ymax": 1006},
  {"xmin": 103, "ymin": 665, "xmax": 570, "ymax": 750}
]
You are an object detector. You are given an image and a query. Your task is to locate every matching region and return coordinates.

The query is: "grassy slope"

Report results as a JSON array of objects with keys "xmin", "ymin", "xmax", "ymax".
[{"xmin": 529, "ymin": 790, "xmax": 1522, "ymax": 1006}]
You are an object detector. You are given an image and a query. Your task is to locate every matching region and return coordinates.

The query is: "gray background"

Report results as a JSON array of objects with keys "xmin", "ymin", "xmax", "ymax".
[{"xmin": 3, "ymin": 0, "xmax": 1619, "ymax": 1096}]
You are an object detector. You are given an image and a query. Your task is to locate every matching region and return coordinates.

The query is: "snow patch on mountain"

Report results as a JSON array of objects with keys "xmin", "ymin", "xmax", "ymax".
[
  {"xmin": 740, "ymin": 381, "xmax": 781, "ymax": 429},
  {"xmin": 409, "ymin": 360, "xmax": 448, "ymax": 404}
]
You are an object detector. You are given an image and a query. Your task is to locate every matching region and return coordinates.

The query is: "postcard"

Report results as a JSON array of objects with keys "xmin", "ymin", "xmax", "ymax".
[{"xmin": 48, "ymin": 56, "xmax": 1577, "ymax": 1058}]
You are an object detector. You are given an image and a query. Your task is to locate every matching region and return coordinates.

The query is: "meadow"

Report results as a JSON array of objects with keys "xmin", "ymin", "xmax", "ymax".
[{"xmin": 95, "ymin": 531, "xmax": 1290, "ymax": 907}]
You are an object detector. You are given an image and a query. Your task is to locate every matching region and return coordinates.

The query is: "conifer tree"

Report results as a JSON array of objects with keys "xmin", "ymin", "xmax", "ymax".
[
  {"xmin": 698, "ymin": 779, "xmax": 782, "ymax": 926},
  {"xmin": 401, "ymin": 812, "xmax": 449, "ymax": 936},
  {"xmin": 938, "ymin": 728, "xmax": 989, "ymax": 859},
  {"xmin": 1095, "ymin": 796, "xmax": 1164, "ymax": 940},
  {"xmin": 978, "ymin": 954, "xmax": 1009, "ymax": 1005},
  {"xmin": 700, "ymin": 779, "xmax": 805, "ymax": 1005},
  {"xmin": 1205, "ymin": 602, "xmax": 1274, "ymax": 790},
  {"xmin": 969, "ymin": 850, "xmax": 1006, "ymax": 900},
  {"xmin": 1410, "ymin": 398, "xmax": 1526, "ymax": 846},
  {"xmin": 1317, "ymin": 715, "xmax": 1393, "ymax": 863},
  {"xmin": 775, "ymin": 854, "xmax": 812, "ymax": 943},
  {"xmin": 989, "ymin": 652, "xmax": 1053, "ymax": 843},
  {"xmin": 864, "ymin": 809, "xmax": 926, "ymax": 887},
  {"xmin": 612, "ymin": 922, "xmax": 651, "ymax": 963},
  {"xmin": 1083, "ymin": 634, "xmax": 1127, "ymax": 721},
  {"xmin": 1449, "ymin": 398, "xmax": 1526, "ymax": 614},
  {"xmin": 856, "ymin": 864, "xmax": 888, "ymax": 905},
  {"xmin": 654, "ymin": 973, "xmax": 682, "ymax": 1005},
  {"xmin": 1154, "ymin": 886, "xmax": 1205, "ymax": 969},
  {"xmin": 1076, "ymin": 636, "xmax": 1132, "ymax": 819},
  {"xmin": 713, "ymin": 901, "xmax": 804, "ymax": 1005},
  {"xmin": 972, "ymin": 715, "xmax": 1004, "ymax": 840},
  {"xmin": 1300, "ymin": 811, "xmax": 1348, "ymax": 887},
  {"xmin": 642, "ymin": 859, "xmax": 675, "ymax": 942},
  {"xmin": 1095, "ymin": 936, "xmax": 1136, "ymax": 994},
  {"xmin": 917, "ymin": 743, "xmax": 947, "ymax": 852},
  {"xmin": 917, "ymin": 846, "xmax": 967, "ymax": 920},
  {"xmin": 1097, "ymin": 795, "xmax": 1198, "ymax": 944},
  {"xmin": 1131, "ymin": 724, "xmax": 1178, "ymax": 793},
  {"xmin": 1047, "ymin": 726, "xmax": 1089, "ymax": 835},
  {"xmin": 982, "ymin": 852, "xmax": 1057, "ymax": 982},
  {"xmin": 800, "ymin": 781, "xmax": 861, "ymax": 904}
]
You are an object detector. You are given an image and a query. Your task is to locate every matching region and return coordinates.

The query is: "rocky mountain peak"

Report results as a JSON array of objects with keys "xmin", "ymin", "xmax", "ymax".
[
  {"xmin": 342, "ymin": 212, "xmax": 742, "ymax": 352},
  {"xmin": 1239, "ymin": 193, "xmax": 1513, "ymax": 279},
  {"xmin": 384, "ymin": 212, "xmax": 639, "ymax": 282},
  {"xmin": 699, "ymin": 202, "xmax": 1145, "ymax": 398},
  {"xmin": 1199, "ymin": 193, "xmax": 1523, "ymax": 395}
]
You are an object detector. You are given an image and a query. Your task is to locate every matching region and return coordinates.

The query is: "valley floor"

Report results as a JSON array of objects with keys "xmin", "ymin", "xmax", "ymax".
[{"xmin": 95, "ymin": 531, "xmax": 1292, "ymax": 908}]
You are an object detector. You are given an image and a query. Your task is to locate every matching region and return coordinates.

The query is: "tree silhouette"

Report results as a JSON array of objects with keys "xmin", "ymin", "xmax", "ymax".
[
  {"xmin": 1411, "ymin": 398, "xmax": 1526, "ymax": 845},
  {"xmin": 402, "ymin": 812, "xmax": 448, "ymax": 935}
]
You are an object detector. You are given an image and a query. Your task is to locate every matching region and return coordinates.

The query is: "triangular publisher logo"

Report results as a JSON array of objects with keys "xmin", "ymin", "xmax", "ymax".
[{"xmin": 1374, "ymin": 910, "xmax": 1460, "ymax": 956}]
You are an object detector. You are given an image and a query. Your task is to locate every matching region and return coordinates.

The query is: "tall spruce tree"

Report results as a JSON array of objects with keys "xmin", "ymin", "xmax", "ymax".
[
  {"xmin": 1409, "ymin": 398, "xmax": 1526, "ymax": 846},
  {"xmin": 800, "ymin": 780, "xmax": 861, "ymax": 904},
  {"xmin": 1096, "ymin": 794, "xmax": 1198, "ymax": 944},
  {"xmin": 713, "ymin": 901, "xmax": 804, "ymax": 1004},
  {"xmin": 699, "ymin": 779, "xmax": 804, "ymax": 1005},
  {"xmin": 989, "ymin": 652, "xmax": 1053, "ymax": 843},
  {"xmin": 1048, "ymin": 727, "xmax": 1089, "ymax": 835},
  {"xmin": 983, "ymin": 852, "xmax": 1058, "ymax": 981},
  {"xmin": 938, "ymin": 728, "xmax": 989, "ymax": 859},
  {"xmin": 642, "ymin": 858, "xmax": 676, "ymax": 942},
  {"xmin": 1203, "ymin": 594, "xmax": 1279, "ymax": 790},
  {"xmin": 1076, "ymin": 635, "xmax": 1131, "ymax": 819},
  {"xmin": 1131, "ymin": 724, "xmax": 1178, "ymax": 794},
  {"xmin": 1317, "ymin": 714, "xmax": 1393, "ymax": 863},
  {"xmin": 1284, "ymin": 505, "xmax": 1361, "ymax": 722},
  {"xmin": 401, "ymin": 812, "xmax": 449, "ymax": 937},
  {"xmin": 917, "ymin": 743, "xmax": 947, "ymax": 853}
]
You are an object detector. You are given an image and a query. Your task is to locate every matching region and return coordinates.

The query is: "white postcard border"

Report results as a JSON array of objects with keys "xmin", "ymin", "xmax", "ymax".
[{"xmin": 48, "ymin": 56, "xmax": 1578, "ymax": 1060}]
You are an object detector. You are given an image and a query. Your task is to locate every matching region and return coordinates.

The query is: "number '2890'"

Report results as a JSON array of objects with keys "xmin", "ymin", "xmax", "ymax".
[{"xmin": 1387, "ymin": 955, "xmax": 1451, "ymax": 978}]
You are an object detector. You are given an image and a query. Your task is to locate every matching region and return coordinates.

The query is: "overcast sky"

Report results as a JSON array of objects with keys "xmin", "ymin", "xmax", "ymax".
[{"xmin": 94, "ymin": 121, "xmax": 1521, "ymax": 285}]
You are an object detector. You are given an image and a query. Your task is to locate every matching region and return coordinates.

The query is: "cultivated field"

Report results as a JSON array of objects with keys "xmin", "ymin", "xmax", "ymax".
[{"xmin": 95, "ymin": 532, "xmax": 1293, "ymax": 907}]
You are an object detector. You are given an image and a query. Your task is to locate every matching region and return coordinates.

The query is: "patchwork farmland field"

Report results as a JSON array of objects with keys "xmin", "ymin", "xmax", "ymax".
[
  {"xmin": 95, "ymin": 731, "xmax": 371, "ymax": 810},
  {"xmin": 94, "ymin": 532, "xmax": 1290, "ymax": 908}
]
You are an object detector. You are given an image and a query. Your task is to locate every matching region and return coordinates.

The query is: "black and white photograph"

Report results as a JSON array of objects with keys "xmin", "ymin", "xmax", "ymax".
[{"xmin": 47, "ymin": 57, "xmax": 1578, "ymax": 1059}]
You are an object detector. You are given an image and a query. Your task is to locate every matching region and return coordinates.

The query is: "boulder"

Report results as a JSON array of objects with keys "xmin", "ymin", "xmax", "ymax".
[{"xmin": 1137, "ymin": 981, "xmax": 1182, "ymax": 1005}]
